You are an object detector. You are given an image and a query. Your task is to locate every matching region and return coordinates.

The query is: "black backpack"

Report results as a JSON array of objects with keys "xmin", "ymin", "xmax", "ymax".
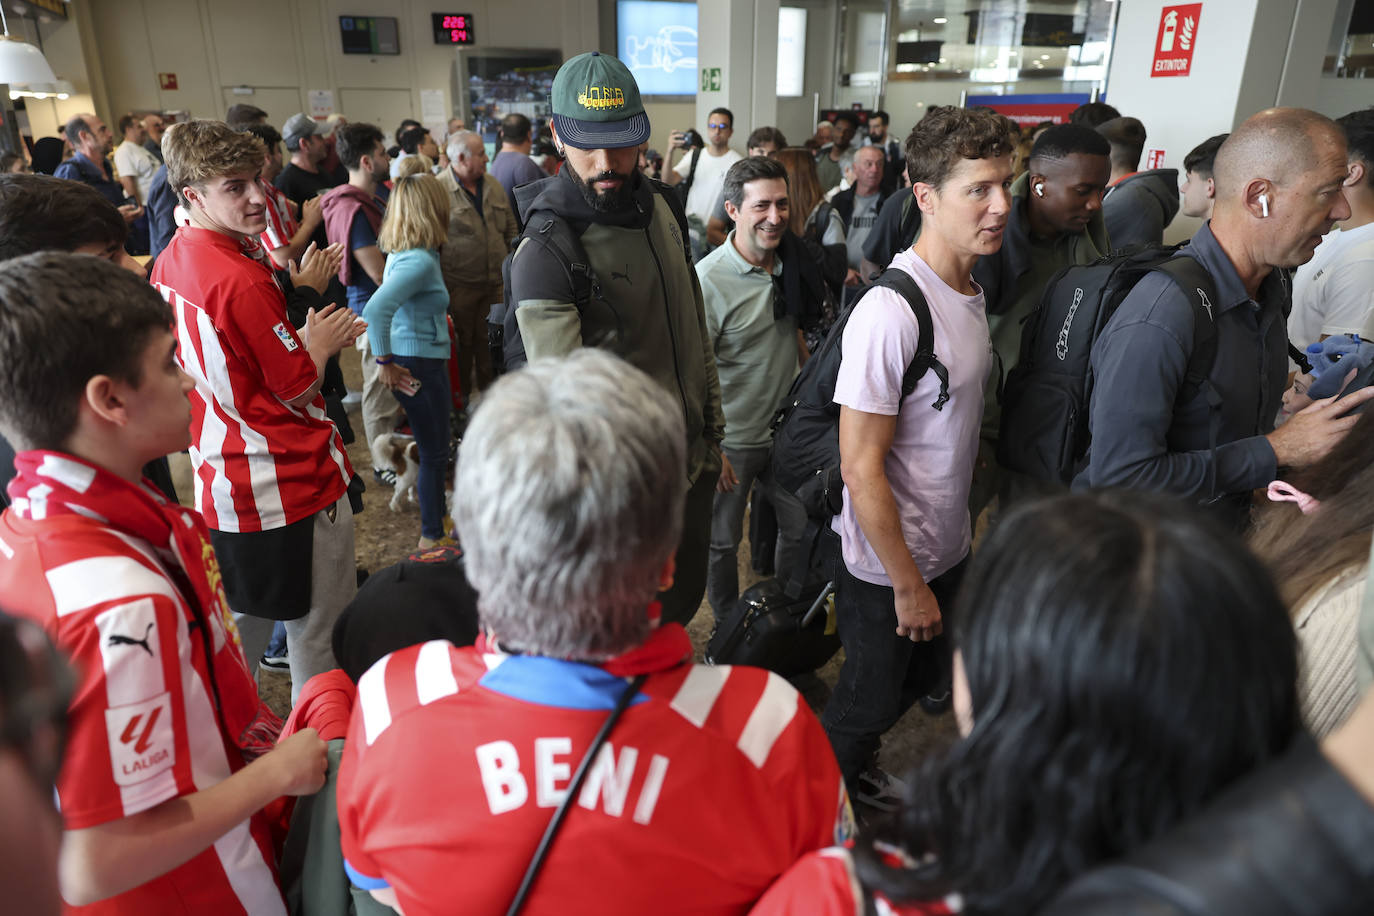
[
  {"xmin": 771, "ymin": 268, "xmax": 950, "ymax": 523},
  {"xmin": 997, "ymin": 244, "xmax": 1221, "ymax": 486},
  {"xmin": 491, "ymin": 178, "xmax": 692, "ymax": 374}
]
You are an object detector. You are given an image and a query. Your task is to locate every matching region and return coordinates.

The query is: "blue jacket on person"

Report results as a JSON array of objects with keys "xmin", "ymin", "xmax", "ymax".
[
  {"xmin": 1075, "ymin": 221, "xmax": 1289, "ymax": 504},
  {"xmin": 360, "ymin": 247, "xmax": 450, "ymax": 360}
]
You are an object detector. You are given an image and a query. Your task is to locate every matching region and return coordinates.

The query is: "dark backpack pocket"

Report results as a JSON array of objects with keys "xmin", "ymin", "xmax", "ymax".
[{"xmin": 998, "ymin": 368, "xmax": 1084, "ymax": 484}]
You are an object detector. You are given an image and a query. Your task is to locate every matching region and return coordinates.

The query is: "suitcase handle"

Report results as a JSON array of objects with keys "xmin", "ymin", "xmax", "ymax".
[{"xmin": 800, "ymin": 580, "xmax": 835, "ymax": 628}]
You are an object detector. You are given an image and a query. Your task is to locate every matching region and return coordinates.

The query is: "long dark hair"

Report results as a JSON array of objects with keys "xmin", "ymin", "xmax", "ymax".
[
  {"xmin": 1250, "ymin": 409, "xmax": 1374, "ymax": 608},
  {"xmin": 856, "ymin": 491, "xmax": 1299, "ymax": 915}
]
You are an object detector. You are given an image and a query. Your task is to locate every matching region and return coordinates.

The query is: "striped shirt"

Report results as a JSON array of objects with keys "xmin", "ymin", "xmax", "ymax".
[
  {"xmin": 0, "ymin": 460, "xmax": 284, "ymax": 915},
  {"xmin": 337, "ymin": 639, "xmax": 851, "ymax": 915},
  {"xmin": 152, "ymin": 226, "xmax": 351, "ymax": 532},
  {"xmin": 260, "ymin": 178, "xmax": 298, "ymax": 255}
]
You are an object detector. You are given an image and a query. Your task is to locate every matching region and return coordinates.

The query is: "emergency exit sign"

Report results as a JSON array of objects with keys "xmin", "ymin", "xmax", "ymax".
[{"xmin": 1151, "ymin": 4, "xmax": 1202, "ymax": 78}]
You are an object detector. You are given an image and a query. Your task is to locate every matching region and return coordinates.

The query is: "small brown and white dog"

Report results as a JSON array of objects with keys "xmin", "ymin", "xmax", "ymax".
[{"xmin": 371, "ymin": 433, "xmax": 419, "ymax": 512}]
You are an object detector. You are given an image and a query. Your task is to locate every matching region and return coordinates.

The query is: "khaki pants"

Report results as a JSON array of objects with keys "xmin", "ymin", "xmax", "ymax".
[
  {"xmin": 357, "ymin": 334, "xmax": 400, "ymax": 455},
  {"xmin": 447, "ymin": 280, "xmax": 502, "ymax": 402}
]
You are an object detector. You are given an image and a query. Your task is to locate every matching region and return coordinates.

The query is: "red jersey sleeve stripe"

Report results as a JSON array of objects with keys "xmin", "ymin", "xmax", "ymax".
[{"xmin": 46, "ymin": 555, "xmax": 180, "ymax": 617}]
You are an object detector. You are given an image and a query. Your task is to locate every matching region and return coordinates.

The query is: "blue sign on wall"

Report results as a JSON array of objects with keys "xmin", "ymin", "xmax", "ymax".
[{"xmin": 617, "ymin": 1, "xmax": 698, "ymax": 96}]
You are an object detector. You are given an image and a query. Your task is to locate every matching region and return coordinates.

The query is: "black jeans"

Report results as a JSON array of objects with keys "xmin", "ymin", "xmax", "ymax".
[{"xmin": 820, "ymin": 553, "xmax": 968, "ymax": 786}]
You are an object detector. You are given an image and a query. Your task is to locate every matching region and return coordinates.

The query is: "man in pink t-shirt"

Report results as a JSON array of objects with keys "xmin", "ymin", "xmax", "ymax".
[{"xmin": 822, "ymin": 107, "xmax": 1018, "ymax": 806}]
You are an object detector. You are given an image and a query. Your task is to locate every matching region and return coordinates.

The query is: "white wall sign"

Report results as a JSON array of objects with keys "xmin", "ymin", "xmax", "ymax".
[
  {"xmin": 308, "ymin": 90, "xmax": 335, "ymax": 118},
  {"xmin": 777, "ymin": 7, "xmax": 807, "ymax": 98}
]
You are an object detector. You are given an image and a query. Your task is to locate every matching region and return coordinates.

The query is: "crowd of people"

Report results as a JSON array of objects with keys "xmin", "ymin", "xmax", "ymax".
[{"xmin": 1, "ymin": 46, "xmax": 1374, "ymax": 915}]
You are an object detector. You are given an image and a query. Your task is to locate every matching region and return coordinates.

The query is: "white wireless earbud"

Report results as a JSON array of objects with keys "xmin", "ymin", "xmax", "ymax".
[
  {"xmin": 1259, "ymin": 194, "xmax": 1270, "ymax": 218},
  {"xmin": 1034, "ymin": 183, "xmax": 1045, "ymax": 197}
]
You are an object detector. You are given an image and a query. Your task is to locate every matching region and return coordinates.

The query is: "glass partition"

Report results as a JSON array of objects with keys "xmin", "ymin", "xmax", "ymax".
[{"xmin": 1324, "ymin": 0, "xmax": 1374, "ymax": 77}]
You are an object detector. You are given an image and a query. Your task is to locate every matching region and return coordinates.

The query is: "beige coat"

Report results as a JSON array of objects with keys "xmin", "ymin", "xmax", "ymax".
[{"xmin": 437, "ymin": 168, "xmax": 518, "ymax": 287}]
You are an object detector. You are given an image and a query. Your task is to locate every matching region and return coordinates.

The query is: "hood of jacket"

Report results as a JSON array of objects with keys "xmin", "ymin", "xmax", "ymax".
[
  {"xmin": 514, "ymin": 167, "xmax": 655, "ymax": 232},
  {"xmin": 1109, "ymin": 169, "xmax": 1181, "ymax": 222}
]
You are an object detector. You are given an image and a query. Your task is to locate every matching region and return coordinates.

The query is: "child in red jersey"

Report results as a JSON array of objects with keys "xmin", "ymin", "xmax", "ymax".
[{"xmin": 0, "ymin": 253, "xmax": 328, "ymax": 913}]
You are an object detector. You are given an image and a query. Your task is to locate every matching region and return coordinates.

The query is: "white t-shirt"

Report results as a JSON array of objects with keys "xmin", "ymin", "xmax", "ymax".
[
  {"xmin": 113, "ymin": 139, "xmax": 161, "ymax": 202},
  {"xmin": 1288, "ymin": 222, "xmax": 1374, "ymax": 363},
  {"xmin": 831, "ymin": 248, "xmax": 991, "ymax": 585},
  {"xmin": 675, "ymin": 147, "xmax": 742, "ymax": 225}
]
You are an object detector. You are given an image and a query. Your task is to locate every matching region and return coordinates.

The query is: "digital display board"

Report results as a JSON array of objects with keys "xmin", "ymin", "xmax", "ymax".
[
  {"xmin": 617, "ymin": 0, "xmax": 698, "ymax": 96},
  {"xmin": 339, "ymin": 16, "xmax": 400, "ymax": 55},
  {"xmin": 433, "ymin": 13, "xmax": 475, "ymax": 45}
]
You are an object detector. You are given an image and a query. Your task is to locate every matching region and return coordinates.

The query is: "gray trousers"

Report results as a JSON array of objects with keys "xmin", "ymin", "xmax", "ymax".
[
  {"xmin": 706, "ymin": 445, "xmax": 808, "ymax": 621},
  {"xmin": 234, "ymin": 495, "xmax": 357, "ymax": 705},
  {"xmin": 359, "ymin": 334, "xmax": 399, "ymax": 455}
]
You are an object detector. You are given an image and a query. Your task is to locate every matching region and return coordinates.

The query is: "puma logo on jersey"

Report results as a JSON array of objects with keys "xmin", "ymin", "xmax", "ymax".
[
  {"xmin": 611, "ymin": 266, "xmax": 632, "ymax": 285},
  {"xmin": 476, "ymin": 738, "xmax": 670, "ymax": 824},
  {"xmin": 108, "ymin": 622, "xmax": 155, "ymax": 657}
]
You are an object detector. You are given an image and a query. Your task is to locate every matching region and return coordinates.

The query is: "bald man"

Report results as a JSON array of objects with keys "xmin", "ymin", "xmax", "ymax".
[{"xmin": 1077, "ymin": 108, "xmax": 1374, "ymax": 528}]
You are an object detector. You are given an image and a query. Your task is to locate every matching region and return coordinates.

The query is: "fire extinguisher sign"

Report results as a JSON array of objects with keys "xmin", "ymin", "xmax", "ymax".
[{"xmin": 1151, "ymin": 3, "xmax": 1202, "ymax": 77}]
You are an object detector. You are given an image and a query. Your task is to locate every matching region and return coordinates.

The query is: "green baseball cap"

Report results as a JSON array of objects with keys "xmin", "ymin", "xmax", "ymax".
[{"xmin": 551, "ymin": 51, "xmax": 650, "ymax": 150}]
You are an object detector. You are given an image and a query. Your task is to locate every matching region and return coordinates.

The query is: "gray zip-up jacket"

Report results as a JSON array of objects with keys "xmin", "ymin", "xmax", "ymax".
[
  {"xmin": 1076, "ymin": 221, "xmax": 1287, "ymax": 502},
  {"xmin": 508, "ymin": 169, "xmax": 724, "ymax": 484}
]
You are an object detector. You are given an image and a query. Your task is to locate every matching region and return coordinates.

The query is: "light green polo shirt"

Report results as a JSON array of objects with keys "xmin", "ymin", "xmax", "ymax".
[{"xmin": 696, "ymin": 232, "xmax": 800, "ymax": 451}]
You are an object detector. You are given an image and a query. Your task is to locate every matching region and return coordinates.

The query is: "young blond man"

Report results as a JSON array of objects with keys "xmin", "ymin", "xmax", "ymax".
[{"xmin": 151, "ymin": 120, "xmax": 364, "ymax": 703}]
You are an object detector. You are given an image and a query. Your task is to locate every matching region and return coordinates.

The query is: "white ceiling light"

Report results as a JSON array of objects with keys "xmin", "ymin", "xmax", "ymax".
[
  {"xmin": 0, "ymin": 3, "xmax": 57, "ymax": 85},
  {"xmin": 933, "ymin": 17, "xmax": 948, "ymax": 24},
  {"xmin": 9, "ymin": 78, "xmax": 73, "ymax": 100}
]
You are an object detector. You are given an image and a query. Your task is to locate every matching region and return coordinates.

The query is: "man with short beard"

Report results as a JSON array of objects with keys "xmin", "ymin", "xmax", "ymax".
[{"xmin": 506, "ymin": 51, "xmax": 723, "ymax": 630}]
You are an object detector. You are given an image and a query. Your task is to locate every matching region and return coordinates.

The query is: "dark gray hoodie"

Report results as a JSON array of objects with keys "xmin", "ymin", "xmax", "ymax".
[
  {"xmin": 1102, "ymin": 168, "xmax": 1181, "ymax": 248},
  {"xmin": 507, "ymin": 169, "xmax": 723, "ymax": 484}
]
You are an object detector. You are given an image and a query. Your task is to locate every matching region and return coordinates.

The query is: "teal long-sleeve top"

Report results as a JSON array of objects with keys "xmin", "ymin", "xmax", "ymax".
[{"xmin": 360, "ymin": 247, "xmax": 450, "ymax": 359}]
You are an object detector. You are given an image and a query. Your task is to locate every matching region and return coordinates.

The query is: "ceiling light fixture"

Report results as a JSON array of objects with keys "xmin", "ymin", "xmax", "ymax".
[
  {"xmin": 933, "ymin": 17, "xmax": 948, "ymax": 24},
  {"xmin": 0, "ymin": 3, "xmax": 58, "ymax": 85}
]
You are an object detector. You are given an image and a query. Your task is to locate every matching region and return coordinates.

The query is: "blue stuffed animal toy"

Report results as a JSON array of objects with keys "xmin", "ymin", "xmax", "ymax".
[{"xmin": 1305, "ymin": 335, "xmax": 1374, "ymax": 399}]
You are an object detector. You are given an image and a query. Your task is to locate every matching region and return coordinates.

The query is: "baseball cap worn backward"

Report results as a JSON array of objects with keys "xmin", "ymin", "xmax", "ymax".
[{"xmin": 551, "ymin": 51, "xmax": 650, "ymax": 150}]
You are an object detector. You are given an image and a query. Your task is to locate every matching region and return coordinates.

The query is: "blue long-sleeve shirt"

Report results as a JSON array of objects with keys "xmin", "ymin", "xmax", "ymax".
[
  {"xmin": 360, "ymin": 247, "xmax": 450, "ymax": 360},
  {"xmin": 1076, "ymin": 221, "xmax": 1287, "ymax": 500}
]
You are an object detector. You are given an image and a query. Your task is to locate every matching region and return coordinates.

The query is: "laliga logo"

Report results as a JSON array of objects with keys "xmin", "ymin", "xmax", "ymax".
[
  {"xmin": 1056, "ymin": 287, "xmax": 1084, "ymax": 361},
  {"xmin": 578, "ymin": 85, "xmax": 627, "ymax": 111}
]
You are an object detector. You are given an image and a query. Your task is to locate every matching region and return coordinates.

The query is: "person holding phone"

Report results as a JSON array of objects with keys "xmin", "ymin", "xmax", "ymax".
[{"xmin": 362, "ymin": 172, "xmax": 455, "ymax": 548}]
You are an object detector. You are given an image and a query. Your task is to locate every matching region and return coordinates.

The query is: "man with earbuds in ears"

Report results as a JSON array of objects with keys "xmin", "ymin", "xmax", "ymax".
[
  {"xmin": 968, "ymin": 124, "xmax": 1113, "ymax": 522},
  {"xmin": 1079, "ymin": 108, "xmax": 1374, "ymax": 526}
]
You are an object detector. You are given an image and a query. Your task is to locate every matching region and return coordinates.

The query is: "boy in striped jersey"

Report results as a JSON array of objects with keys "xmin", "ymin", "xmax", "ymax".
[
  {"xmin": 0, "ymin": 253, "xmax": 328, "ymax": 913},
  {"xmin": 337, "ymin": 349, "xmax": 851, "ymax": 915},
  {"xmin": 151, "ymin": 120, "xmax": 364, "ymax": 703}
]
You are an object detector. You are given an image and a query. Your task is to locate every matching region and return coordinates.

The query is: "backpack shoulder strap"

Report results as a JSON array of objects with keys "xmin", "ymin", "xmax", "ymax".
[
  {"xmin": 871, "ymin": 268, "xmax": 950, "ymax": 410},
  {"xmin": 648, "ymin": 176, "xmax": 693, "ymax": 266},
  {"xmin": 1154, "ymin": 254, "xmax": 1224, "ymax": 496},
  {"xmin": 525, "ymin": 212, "xmax": 595, "ymax": 312},
  {"xmin": 1153, "ymin": 255, "xmax": 1219, "ymax": 397}
]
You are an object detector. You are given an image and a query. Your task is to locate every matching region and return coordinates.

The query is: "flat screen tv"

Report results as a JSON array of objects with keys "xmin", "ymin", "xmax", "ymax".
[
  {"xmin": 616, "ymin": 0, "xmax": 698, "ymax": 96},
  {"xmin": 340, "ymin": 16, "xmax": 400, "ymax": 55}
]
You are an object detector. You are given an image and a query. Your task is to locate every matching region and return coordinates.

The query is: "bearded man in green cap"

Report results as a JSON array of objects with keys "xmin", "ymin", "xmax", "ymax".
[{"xmin": 506, "ymin": 51, "xmax": 723, "ymax": 628}]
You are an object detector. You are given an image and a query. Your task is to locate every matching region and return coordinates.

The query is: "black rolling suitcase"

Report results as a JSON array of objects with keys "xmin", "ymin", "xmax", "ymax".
[{"xmin": 704, "ymin": 576, "xmax": 840, "ymax": 676}]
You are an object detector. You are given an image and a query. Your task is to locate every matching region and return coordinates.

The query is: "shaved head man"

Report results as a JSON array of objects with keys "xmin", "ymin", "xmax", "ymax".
[
  {"xmin": 1079, "ymin": 107, "xmax": 1374, "ymax": 527},
  {"xmin": 1211, "ymin": 108, "xmax": 1352, "ymax": 271}
]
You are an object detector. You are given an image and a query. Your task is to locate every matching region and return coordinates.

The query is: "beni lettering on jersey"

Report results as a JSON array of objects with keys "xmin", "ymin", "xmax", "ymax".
[{"xmin": 476, "ymin": 738, "xmax": 670, "ymax": 824}]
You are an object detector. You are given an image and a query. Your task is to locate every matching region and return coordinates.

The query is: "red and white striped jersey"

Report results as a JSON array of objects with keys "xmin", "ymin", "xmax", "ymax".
[
  {"xmin": 0, "ymin": 502, "xmax": 284, "ymax": 915},
  {"xmin": 152, "ymin": 226, "xmax": 351, "ymax": 532},
  {"xmin": 260, "ymin": 179, "xmax": 298, "ymax": 255},
  {"xmin": 337, "ymin": 641, "xmax": 852, "ymax": 916}
]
